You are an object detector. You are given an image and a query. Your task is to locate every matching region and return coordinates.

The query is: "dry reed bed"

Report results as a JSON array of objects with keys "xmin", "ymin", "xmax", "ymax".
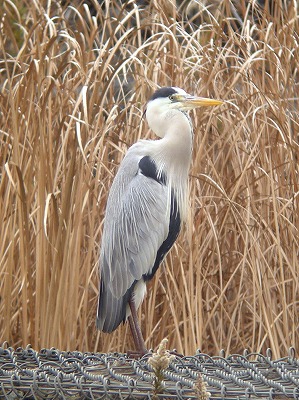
[{"xmin": 0, "ymin": 0, "xmax": 298, "ymax": 357}]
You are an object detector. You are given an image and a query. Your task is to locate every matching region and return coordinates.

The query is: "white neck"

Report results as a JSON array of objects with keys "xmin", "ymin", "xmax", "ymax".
[
  {"xmin": 149, "ymin": 111, "xmax": 193, "ymax": 220},
  {"xmin": 152, "ymin": 111, "xmax": 192, "ymax": 173}
]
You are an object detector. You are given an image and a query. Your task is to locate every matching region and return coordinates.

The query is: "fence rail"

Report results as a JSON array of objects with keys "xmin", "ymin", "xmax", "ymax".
[{"xmin": 0, "ymin": 344, "xmax": 298, "ymax": 399}]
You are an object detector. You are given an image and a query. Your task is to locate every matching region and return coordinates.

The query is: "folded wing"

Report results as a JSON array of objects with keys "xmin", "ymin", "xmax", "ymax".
[{"xmin": 97, "ymin": 151, "xmax": 170, "ymax": 332}]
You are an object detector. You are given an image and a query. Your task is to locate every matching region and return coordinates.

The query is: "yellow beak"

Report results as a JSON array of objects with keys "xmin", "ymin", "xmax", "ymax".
[
  {"xmin": 183, "ymin": 97, "xmax": 224, "ymax": 108},
  {"xmin": 171, "ymin": 94, "xmax": 223, "ymax": 110}
]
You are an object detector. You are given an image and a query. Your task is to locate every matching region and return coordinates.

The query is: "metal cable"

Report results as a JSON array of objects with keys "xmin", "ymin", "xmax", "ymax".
[{"xmin": 0, "ymin": 344, "xmax": 298, "ymax": 399}]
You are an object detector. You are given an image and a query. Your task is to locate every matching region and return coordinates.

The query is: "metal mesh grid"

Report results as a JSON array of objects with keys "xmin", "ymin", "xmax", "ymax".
[{"xmin": 0, "ymin": 344, "xmax": 298, "ymax": 399}]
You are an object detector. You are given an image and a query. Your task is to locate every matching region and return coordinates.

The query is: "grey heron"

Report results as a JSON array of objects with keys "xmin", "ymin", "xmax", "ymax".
[{"xmin": 97, "ymin": 86, "xmax": 223, "ymax": 354}]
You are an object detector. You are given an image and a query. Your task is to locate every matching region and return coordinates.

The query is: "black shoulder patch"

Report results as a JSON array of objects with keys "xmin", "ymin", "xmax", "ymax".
[
  {"xmin": 139, "ymin": 156, "xmax": 166, "ymax": 184},
  {"xmin": 149, "ymin": 87, "xmax": 177, "ymax": 101},
  {"xmin": 143, "ymin": 193, "xmax": 181, "ymax": 282}
]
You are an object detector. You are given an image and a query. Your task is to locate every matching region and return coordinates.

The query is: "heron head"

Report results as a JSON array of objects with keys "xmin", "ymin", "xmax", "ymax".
[{"xmin": 145, "ymin": 86, "xmax": 223, "ymax": 138}]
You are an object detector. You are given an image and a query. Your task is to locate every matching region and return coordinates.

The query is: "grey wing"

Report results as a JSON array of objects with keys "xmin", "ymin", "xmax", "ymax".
[{"xmin": 97, "ymin": 156, "xmax": 169, "ymax": 332}]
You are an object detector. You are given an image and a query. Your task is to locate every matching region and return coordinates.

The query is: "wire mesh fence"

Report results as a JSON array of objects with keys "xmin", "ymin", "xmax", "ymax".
[{"xmin": 0, "ymin": 344, "xmax": 298, "ymax": 399}]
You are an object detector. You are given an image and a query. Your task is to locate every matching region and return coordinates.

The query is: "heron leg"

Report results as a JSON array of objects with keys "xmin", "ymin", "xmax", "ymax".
[
  {"xmin": 128, "ymin": 297, "xmax": 147, "ymax": 355},
  {"xmin": 128, "ymin": 315, "xmax": 139, "ymax": 351}
]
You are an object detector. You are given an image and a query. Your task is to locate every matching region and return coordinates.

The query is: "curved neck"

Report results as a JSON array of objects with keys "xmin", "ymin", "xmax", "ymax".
[
  {"xmin": 153, "ymin": 111, "xmax": 193, "ymax": 177},
  {"xmin": 150, "ymin": 111, "xmax": 193, "ymax": 220}
]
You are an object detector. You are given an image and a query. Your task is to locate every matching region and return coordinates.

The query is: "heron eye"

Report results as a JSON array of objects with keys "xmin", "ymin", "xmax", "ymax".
[{"xmin": 169, "ymin": 94, "xmax": 175, "ymax": 101}]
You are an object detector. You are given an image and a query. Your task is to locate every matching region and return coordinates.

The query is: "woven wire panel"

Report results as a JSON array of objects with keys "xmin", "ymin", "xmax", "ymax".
[{"xmin": 0, "ymin": 345, "xmax": 298, "ymax": 399}]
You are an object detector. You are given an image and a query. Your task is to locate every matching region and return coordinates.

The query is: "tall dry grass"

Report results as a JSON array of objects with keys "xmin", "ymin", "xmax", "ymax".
[{"xmin": 0, "ymin": 0, "xmax": 298, "ymax": 357}]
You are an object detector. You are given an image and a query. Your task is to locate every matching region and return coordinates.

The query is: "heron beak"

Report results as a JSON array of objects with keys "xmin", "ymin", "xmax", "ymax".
[
  {"xmin": 172, "ymin": 94, "xmax": 223, "ymax": 110},
  {"xmin": 183, "ymin": 97, "xmax": 224, "ymax": 108}
]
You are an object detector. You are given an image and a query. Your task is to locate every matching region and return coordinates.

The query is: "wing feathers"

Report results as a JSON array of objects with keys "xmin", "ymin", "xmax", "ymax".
[
  {"xmin": 106, "ymin": 175, "xmax": 168, "ymax": 297},
  {"xmin": 97, "ymin": 151, "xmax": 171, "ymax": 331}
]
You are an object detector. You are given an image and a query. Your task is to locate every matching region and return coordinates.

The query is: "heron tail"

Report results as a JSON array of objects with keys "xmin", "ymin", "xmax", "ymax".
[{"xmin": 96, "ymin": 280, "xmax": 133, "ymax": 333}]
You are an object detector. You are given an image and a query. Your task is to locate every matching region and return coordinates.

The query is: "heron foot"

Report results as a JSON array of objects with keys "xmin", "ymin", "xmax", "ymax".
[
  {"xmin": 169, "ymin": 349, "xmax": 184, "ymax": 358},
  {"xmin": 126, "ymin": 349, "xmax": 150, "ymax": 359}
]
